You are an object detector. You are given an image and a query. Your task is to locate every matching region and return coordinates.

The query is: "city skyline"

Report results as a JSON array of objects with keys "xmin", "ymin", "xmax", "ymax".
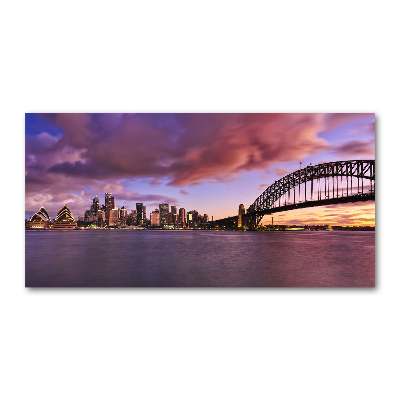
[
  {"xmin": 25, "ymin": 113, "xmax": 375, "ymax": 226},
  {"xmin": 26, "ymin": 192, "xmax": 209, "ymax": 224},
  {"xmin": 26, "ymin": 192, "xmax": 213, "ymax": 230}
]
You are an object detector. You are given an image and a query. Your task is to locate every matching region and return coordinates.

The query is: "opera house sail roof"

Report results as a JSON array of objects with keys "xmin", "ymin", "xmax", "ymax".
[
  {"xmin": 52, "ymin": 204, "xmax": 77, "ymax": 230},
  {"xmin": 26, "ymin": 206, "xmax": 51, "ymax": 229}
]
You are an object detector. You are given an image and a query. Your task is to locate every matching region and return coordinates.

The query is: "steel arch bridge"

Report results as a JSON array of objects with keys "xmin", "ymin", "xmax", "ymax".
[{"xmin": 212, "ymin": 160, "xmax": 375, "ymax": 230}]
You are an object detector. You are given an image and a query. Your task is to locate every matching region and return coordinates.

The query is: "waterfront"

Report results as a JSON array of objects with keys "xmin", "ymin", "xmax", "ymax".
[{"xmin": 25, "ymin": 230, "xmax": 375, "ymax": 287}]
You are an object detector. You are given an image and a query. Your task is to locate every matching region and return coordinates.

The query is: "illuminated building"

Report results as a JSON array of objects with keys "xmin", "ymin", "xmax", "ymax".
[
  {"xmin": 179, "ymin": 208, "xmax": 186, "ymax": 227},
  {"xmin": 188, "ymin": 210, "xmax": 198, "ymax": 227},
  {"xmin": 136, "ymin": 203, "xmax": 144, "ymax": 226},
  {"xmin": 159, "ymin": 204, "xmax": 169, "ymax": 227},
  {"xmin": 84, "ymin": 209, "xmax": 92, "ymax": 223},
  {"xmin": 90, "ymin": 195, "xmax": 100, "ymax": 214},
  {"xmin": 96, "ymin": 210, "xmax": 105, "ymax": 228},
  {"xmin": 119, "ymin": 206, "xmax": 127, "ymax": 224},
  {"xmin": 171, "ymin": 206, "xmax": 177, "ymax": 225},
  {"xmin": 52, "ymin": 204, "xmax": 77, "ymax": 230},
  {"xmin": 150, "ymin": 209, "xmax": 160, "ymax": 226},
  {"xmin": 127, "ymin": 210, "xmax": 137, "ymax": 226},
  {"xmin": 105, "ymin": 192, "xmax": 115, "ymax": 225},
  {"xmin": 109, "ymin": 208, "xmax": 119, "ymax": 227},
  {"xmin": 238, "ymin": 204, "xmax": 246, "ymax": 228},
  {"xmin": 187, "ymin": 211, "xmax": 193, "ymax": 227},
  {"xmin": 26, "ymin": 206, "xmax": 51, "ymax": 229}
]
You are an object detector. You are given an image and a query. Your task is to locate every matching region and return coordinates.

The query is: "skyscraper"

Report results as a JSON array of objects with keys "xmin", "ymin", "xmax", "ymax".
[
  {"xmin": 159, "ymin": 204, "xmax": 169, "ymax": 227},
  {"xmin": 136, "ymin": 203, "xmax": 144, "ymax": 226},
  {"xmin": 171, "ymin": 206, "xmax": 177, "ymax": 225},
  {"xmin": 127, "ymin": 210, "xmax": 137, "ymax": 226},
  {"xmin": 105, "ymin": 192, "xmax": 115, "ymax": 226},
  {"xmin": 187, "ymin": 210, "xmax": 193, "ymax": 228},
  {"xmin": 119, "ymin": 206, "xmax": 127, "ymax": 224},
  {"xmin": 150, "ymin": 209, "xmax": 160, "ymax": 226},
  {"xmin": 109, "ymin": 208, "xmax": 119, "ymax": 227},
  {"xmin": 179, "ymin": 208, "xmax": 186, "ymax": 227},
  {"xmin": 238, "ymin": 203, "xmax": 246, "ymax": 228},
  {"xmin": 90, "ymin": 195, "xmax": 100, "ymax": 214},
  {"xmin": 96, "ymin": 210, "xmax": 105, "ymax": 228}
]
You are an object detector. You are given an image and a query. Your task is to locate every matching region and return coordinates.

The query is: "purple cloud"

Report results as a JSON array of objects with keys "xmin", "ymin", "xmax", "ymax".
[
  {"xmin": 33, "ymin": 113, "xmax": 333, "ymax": 188},
  {"xmin": 332, "ymin": 139, "xmax": 375, "ymax": 157}
]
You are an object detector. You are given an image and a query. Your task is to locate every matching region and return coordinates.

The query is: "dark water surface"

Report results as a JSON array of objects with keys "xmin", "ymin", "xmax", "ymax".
[{"xmin": 25, "ymin": 230, "xmax": 375, "ymax": 287}]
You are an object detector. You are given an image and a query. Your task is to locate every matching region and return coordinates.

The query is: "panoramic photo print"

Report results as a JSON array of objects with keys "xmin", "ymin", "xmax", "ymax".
[{"xmin": 25, "ymin": 113, "xmax": 375, "ymax": 287}]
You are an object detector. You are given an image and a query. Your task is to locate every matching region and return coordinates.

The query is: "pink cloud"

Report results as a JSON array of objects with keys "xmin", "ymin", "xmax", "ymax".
[
  {"xmin": 34, "ymin": 114, "xmax": 333, "ymax": 187},
  {"xmin": 275, "ymin": 167, "xmax": 289, "ymax": 177}
]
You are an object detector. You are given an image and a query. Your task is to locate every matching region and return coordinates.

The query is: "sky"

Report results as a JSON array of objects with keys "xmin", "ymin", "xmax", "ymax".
[{"xmin": 25, "ymin": 113, "xmax": 375, "ymax": 226}]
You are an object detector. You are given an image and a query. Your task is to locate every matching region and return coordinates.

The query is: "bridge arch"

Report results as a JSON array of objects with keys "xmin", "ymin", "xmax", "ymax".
[{"xmin": 246, "ymin": 160, "xmax": 375, "ymax": 229}]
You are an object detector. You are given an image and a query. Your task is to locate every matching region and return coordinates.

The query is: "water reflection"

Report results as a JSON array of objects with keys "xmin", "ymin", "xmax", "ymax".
[{"xmin": 26, "ymin": 230, "xmax": 375, "ymax": 287}]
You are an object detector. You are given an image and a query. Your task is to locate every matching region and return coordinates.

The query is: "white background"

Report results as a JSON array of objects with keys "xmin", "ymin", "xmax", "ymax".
[{"xmin": 1, "ymin": 1, "xmax": 398, "ymax": 399}]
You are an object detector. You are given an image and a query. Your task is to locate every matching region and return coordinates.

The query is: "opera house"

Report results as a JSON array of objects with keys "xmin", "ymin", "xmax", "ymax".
[
  {"xmin": 26, "ymin": 206, "xmax": 51, "ymax": 229},
  {"xmin": 52, "ymin": 204, "xmax": 78, "ymax": 230}
]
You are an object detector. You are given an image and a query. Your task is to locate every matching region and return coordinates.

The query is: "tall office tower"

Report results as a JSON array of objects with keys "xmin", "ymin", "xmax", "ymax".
[
  {"xmin": 142, "ymin": 206, "xmax": 146, "ymax": 223},
  {"xmin": 90, "ymin": 195, "xmax": 100, "ymax": 214},
  {"xmin": 179, "ymin": 208, "xmax": 186, "ymax": 227},
  {"xmin": 187, "ymin": 211, "xmax": 193, "ymax": 228},
  {"xmin": 150, "ymin": 209, "xmax": 160, "ymax": 226},
  {"xmin": 159, "ymin": 203, "xmax": 169, "ymax": 227},
  {"xmin": 171, "ymin": 206, "xmax": 177, "ymax": 225},
  {"xmin": 109, "ymin": 208, "xmax": 119, "ymax": 227},
  {"xmin": 129, "ymin": 210, "xmax": 137, "ymax": 225},
  {"xmin": 203, "ymin": 214, "xmax": 209, "ymax": 222},
  {"xmin": 136, "ymin": 203, "xmax": 144, "ymax": 226},
  {"xmin": 84, "ymin": 209, "xmax": 91, "ymax": 222},
  {"xmin": 96, "ymin": 210, "xmax": 105, "ymax": 228},
  {"xmin": 238, "ymin": 203, "xmax": 246, "ymax": 228},
  {"xmin": 119, "ymin": 206, "xmax": 127, "ymax": 224},
  {"xmin": 105, "ymin": 192, "xmax": 115, "ymax": 225}
]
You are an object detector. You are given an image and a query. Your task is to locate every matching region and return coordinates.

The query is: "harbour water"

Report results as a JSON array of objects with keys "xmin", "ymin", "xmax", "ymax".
[{"xmin": 25, "ymin": 230, "xmax": 375, "ymax": 287}]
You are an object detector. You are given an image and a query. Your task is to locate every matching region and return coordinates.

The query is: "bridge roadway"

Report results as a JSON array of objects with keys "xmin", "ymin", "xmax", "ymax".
[
  {"xmin": 248, "ymin": 192, "xmax": 374, "ymax": 215},
  {"xmin": 210, "ymin": 192, "xmax": 374, "ymax": 230}
]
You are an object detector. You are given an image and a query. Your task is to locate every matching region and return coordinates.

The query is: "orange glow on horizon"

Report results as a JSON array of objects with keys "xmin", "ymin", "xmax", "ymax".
[{"xmin": 261, "ymin": 201, "xmax": 375, "ymax": 226}]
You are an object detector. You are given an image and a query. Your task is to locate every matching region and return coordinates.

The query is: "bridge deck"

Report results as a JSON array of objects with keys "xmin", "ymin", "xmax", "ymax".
[
  {"xmin": 211, "ymin": 193, "xmax": 374, "ymax": 229},
  {"xmin": 251, "ymin": 193, "xmax": 374, "ymax": 216}
]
